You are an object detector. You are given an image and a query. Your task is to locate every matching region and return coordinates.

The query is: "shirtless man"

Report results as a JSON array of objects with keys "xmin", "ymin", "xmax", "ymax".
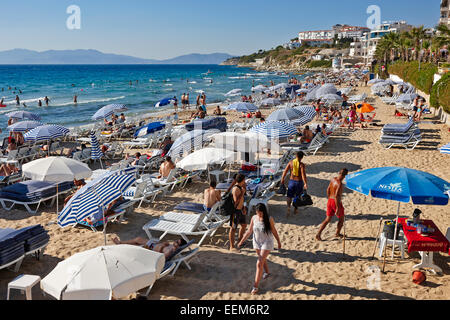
[
  {"xmin": 204, "ymin": 180, "xmax": 221, "ymax": 211},
  {"xmin": 300, "ymin": 126, "xmax": 314, "ymax": 144},
  {"xmin": 229, "ymin": 174, "xmax": 247, "ymax": 251},
  {"xmin": 159, "ymin": 156, "xmax": 176, "ymax": 178},
  {"xmin": 281, "ymin": 151, "xmax": 308, "ymax": 217},
  {"xmin": 112, "ymin": 237, "xmax": 187, "ymax": 259},
  {"xmin": 316, "ymin": 168, "xmax": 348, "ymax": 241}
]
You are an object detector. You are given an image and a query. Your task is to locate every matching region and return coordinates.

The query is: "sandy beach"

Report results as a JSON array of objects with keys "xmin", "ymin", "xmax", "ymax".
[{"xmin": 0, "ymin": 85, "xmax": 449, "ymax": 300}]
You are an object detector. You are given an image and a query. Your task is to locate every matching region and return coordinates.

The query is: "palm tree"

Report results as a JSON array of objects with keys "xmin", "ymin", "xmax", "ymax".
[{"xmin": 406, "ymin": 26, "xmax": 429, "ymax": 61}]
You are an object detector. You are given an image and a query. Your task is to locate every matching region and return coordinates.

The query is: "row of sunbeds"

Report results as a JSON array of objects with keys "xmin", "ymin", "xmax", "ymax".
[{"xmin": 379, "ymin": 118, "xmax": 422, "ymax": 150}]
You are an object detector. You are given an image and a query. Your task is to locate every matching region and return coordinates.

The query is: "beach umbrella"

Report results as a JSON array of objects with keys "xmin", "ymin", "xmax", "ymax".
[
  {"xmin": 267, "ymin": 108, "xmax": 302, "ymax": 122},
  {"xmin": 24, "ymin": 124, "xmax": 70, "ymax": 143},
  {"xmin": 90, "ymin": 131, "xmax": 104, "ymax": 169},
  {"xmin": 305, "ymin": 87, "xmax": 320, "ymax": 101},
  {"xmin": 40, "ymin": 245, "xmax": 165, "ymax": 300},
  {"xmin": 258, "ymin": 98, "xmax": 281, "ymax": 106},
  {"xmin": 58, "ymin": 169, "xmax": 136, "ymax": 241},
  {"xmin": 292, "ymin": 106, "xmax": 316, "ymax": 126},
  {"xmin": 22, "ymin": 156, "xmax": 92, "ymax": 213},
  {"xmin": 396, "ymin": 93, "xmax": 418, "ymax": 104},
  {"xmin": 250, "ymin": 121, "xmax": 298, "ymax": 140},
  {"xmin": 22, "ymin": 157, "xmax": 92, "ymax": 183},
  {"xmin": 211, "ymin": 132, "xmax": 280, "ymax": 153},
  {"xmin": 296, "ymin": 88, "xmax": 311, "ymax": 94},
  {"xmin": 320, "ymin": 93, "xmax": 343, "ymax": 102},
  {"xmin": 384, "ymin": 79, "xmax": 397, "ymax": 85},
  {"xmin": 224, "ymin": 102, "xmax": 259, "ymax": 113},
  {"xmin": 345, "ymin": 167, "xmax": 450, "ymax": 258},
  {"xmin": 134, "ymin": 122, "xmax": 166, "ymax": 138},
  {"xmin": 176, "ymin": 147, "xmax": 238, "ymax": 171},
  {"xmin": 6, "ymin": 111, "xmax": 41, "ymax": 121},
  {"xmin": 168, "ymin": 129, "xmax": 220, "ymax": 160},
  {"xmin": 315, "ymin": 84, "xmax": 338, "ymax": 99},
  {"xmin": 371, "ymin": 82, "xmax": 391, "ymax": 95},
  {"xmin": 439, "ymin": 143, "xmax": 450, "ymax": 155},
  {"xmin": 155, "ymin": 97, "xmax": 175, "ymax": 108},
  {"xmin": 225, "ymin": 89, "xmax": 242, "ymax": 97},
  {"xmin": 92, "ymin": 104, "xmax": 127, "ymax": 120},
  {"xmin": 368, "ymin": 79, "xmax": 385, "ymax": 85},
  {"xmin": 252, "ymin": 85, "xmax": 267, "ymax": 92},
  {"xmin": 7, "ymin": 121, "xmax": 43, "ymax": 133},
  {"xmin": 356, "ymin": 103, "xmax": 375, "ymax": 113}
]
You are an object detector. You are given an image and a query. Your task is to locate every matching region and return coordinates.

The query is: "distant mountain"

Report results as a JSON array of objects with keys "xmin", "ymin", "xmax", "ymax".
[{"xmin": 0, "ymin": 49, "xmax": 233, "ymax": 65}]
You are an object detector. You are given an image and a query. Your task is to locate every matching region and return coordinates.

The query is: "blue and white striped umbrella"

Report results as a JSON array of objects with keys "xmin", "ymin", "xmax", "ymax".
[
  {"xmin": 24, "ymin": 124, "xmax": 70, "ymax": 143},
  {"xmin": 7, "ymin": 121, "xmax": 43, "ymax": 133},
  {"xmin": 90, "ymin": 131, "xmax": 103, "ymax": 160},
  {"xmin": 266, "ymin": 108, "xmax": 302, "ymax": 122},
  {"xmin": 439, "ymin": 143, "xmax": 450, "ymax": 155},
  {"xmin": 6, "ymin": 111, "xmax": 41, "ymax": 121},
  {"xmin": 58, "ymin": 170, "xmax": 136, "ymax": 228},
  {"xmin": 168, "ymin": 129, "xmax": 220, "ymax": 159},
  {"xmin": 92, "ymin": 104, "xmax": 128, "ymax": 120},
  {"xmin": 292, "ymin": 106, "xmax": 316, "ymax": 126},
  {"xmin": 224, "ymin": 102, "xmax": 259, "ymax": 113},
  {"xmin": 250, "ymin": 121, "xmax": 298, "ymax": 140}
]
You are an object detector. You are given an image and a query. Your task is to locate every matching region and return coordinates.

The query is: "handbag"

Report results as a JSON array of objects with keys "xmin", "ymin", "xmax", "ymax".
[
  {"xmin": 277, "ymin": 184, "xmax": 287, "ymax": 196},
  {"xmin": 293, "ymin": 191, "xmax": 313, "ymax": 208}
]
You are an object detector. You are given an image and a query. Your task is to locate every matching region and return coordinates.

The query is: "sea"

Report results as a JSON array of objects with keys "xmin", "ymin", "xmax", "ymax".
[{"xmin": 0, "ymin": 64, "xmax": 301, "ymax": 138}]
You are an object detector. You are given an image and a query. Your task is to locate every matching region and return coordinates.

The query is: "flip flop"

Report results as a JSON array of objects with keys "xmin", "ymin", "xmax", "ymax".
[
  {"xmin": 263, "ymin": 273, "xmax": 271, "ymax": 280},
  {"xmin": 251, "ymin": 287, "xmax": 259, "ymax": 295}
]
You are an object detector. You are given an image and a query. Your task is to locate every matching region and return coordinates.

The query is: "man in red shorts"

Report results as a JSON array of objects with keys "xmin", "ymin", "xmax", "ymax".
[{"xmin": 315, "ymin": 168, "xmax": 348, "ymax": 241}]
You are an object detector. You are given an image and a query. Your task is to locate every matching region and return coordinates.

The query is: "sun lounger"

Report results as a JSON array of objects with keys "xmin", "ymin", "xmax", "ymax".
[
  {"xmin": 142, "ymin": 205, "xmax": 227, "ymax": 246},
  {"xmin": 281, "ymin": 132, "xmax": 327, "ymax": 156},
  {"xmin": 77, "ymin": 199, "xmax": 133, "ymax": 232},
  {"xmin": 379, "ymin": 131, "xmax": 422, "ymax": 150},
  {"xmin": 144, "ymin": 240, "xmax": 199, "ymax": 296},
  {"xmin": 0, "ymin": 225, "xmax": 49, "ymax": 272},
  {"xmin": 0, "ymin": 180, "xmax": 74, "ymax": 214}
]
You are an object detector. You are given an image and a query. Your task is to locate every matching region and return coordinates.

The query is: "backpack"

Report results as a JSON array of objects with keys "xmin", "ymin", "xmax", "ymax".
[
  {"xmin": 293, "ymin": 191, "xmax": 313, "ymax": 208},
  {"xmin": 219, "ymin": 185, "xmax": 242, "ymax": 216}
]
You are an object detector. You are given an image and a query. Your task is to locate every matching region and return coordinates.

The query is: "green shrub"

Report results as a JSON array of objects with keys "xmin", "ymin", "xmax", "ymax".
[
  {"xmin": 307, "ymin": 60, "xmax": 332, "ymax": 68},
  {"xmin": 388, "ymin": 61, "xmax": 437, "ymax": 94},
  {"xmin": 430, "ymin": 73, "xmax": 450, "ymax": 113}
]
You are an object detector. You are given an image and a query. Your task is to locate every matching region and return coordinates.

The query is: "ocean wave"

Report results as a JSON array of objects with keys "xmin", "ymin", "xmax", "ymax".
[
  {"xmin": 53, "ymin": 95, "xmax": 126, "ymax": 106},
  {"xmin": 3, "ymin": 97, "xmax": 46, "ymax": 105}
]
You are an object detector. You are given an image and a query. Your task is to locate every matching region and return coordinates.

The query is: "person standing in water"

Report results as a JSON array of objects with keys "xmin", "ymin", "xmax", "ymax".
[
  {"xmin": 38, "ymin": 100, "xmax": 42, "ymax": 107},
  {"xmin": 44, "ymin": 96, "xmax": 50, "ymax": 106},
  {"xmin": 316, "ymin": 168, "xmax": 348, "ymax": 241},
  {"xmin": 73, "ymin": 95, "xmax": 78, "ymax": 104},
  {"xmin": 15, "ymin": 95, "xmax": 20, "ymax": 106}
]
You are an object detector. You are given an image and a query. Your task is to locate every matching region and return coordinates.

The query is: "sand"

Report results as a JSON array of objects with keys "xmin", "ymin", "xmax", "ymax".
[{"xmin": 0, "ymin": 86, "xmax": 449, "ymax": 300}]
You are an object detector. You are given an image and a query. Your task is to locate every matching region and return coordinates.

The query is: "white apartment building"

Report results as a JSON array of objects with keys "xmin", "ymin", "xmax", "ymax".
[
  {"xmin": 349, "ymin": 21, "xmax": 413, "ymax": 65},
  {"xmin": 440, "ymin": 0, "xmax": 450, "ymax": 25},
  {"xmin": 332, "ymin": 24, "xmax": 370, "ymax": 40},
  {"xmin": 298, "ymin": 30, "xmax": 333, "ymax": 41}
]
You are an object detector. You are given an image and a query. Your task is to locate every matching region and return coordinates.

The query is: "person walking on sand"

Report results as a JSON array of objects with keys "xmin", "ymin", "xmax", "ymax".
[
  {"xmin": 316, "ymin": 168, "xmax": 348, "ymax": 241},
  {"xmin": 238, "ymin": 203, "xmax": 282, "ymax": 295},
  {"xmin": 186, "ymin": 93, "xmax": 190, "ymax": 109},
  {"xmin": 281, "ymin": 151, "xmax": 308, "ymax": 217},
  {"xmin": 229, "ymin": 174, "xmax": 248, "ymax": 251}
]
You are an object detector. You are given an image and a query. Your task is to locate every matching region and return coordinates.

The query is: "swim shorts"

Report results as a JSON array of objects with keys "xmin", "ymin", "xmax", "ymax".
[
  {"xmin": 326, "ymin": 199, "xmax": 344, "ymax": 218},
  {"xmin": 287, "ymin": 180, "xmax": 304, "ymax": 199}
]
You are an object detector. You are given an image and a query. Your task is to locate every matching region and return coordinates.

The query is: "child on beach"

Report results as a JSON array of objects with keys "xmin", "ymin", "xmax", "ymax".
[
  {"xmin": 204, "ymin": 180, "xmax": 221, "ymax": 211},
  {"xmin": 238, "ymin": 203, "xmax": 282, "ymax": 295}
]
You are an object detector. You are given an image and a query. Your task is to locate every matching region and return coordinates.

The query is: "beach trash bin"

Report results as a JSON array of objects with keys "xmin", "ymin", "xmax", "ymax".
[{"xmin": 383, "ymin": 221, "xmax": 401, "ymax": 240}]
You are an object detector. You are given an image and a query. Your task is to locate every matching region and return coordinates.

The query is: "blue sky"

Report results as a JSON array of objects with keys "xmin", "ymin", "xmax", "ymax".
[{"xmin": 0, "ymin": 0, "xmax": 441, "ymax": 59}]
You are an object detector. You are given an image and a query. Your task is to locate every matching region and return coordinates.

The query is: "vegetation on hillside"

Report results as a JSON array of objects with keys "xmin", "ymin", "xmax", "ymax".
[{"xmin": 430, "ymin": 73, "xmax": 450, "ymax": 113}]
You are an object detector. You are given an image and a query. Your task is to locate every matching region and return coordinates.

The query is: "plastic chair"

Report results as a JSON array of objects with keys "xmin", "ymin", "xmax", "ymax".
[{"xmin": 378, "ymin": 231, "xmax": 406, "ymax": 259}]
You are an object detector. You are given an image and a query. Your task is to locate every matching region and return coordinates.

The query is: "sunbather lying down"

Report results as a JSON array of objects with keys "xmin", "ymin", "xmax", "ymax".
[{"xmin": 112, "ymin": 237, "xmax": 187, "ymax": 259}]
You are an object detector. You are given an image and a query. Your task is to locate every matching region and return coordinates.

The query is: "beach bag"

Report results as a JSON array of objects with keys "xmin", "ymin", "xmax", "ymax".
[
  {"xmin": 277, "ymin": 184, "xmax": 287, "ymax": 196},
  {"xmin": 219, "ymin": 185, "xmax": 243, "ymax": 217},
  {"xmin": 293, "ymin": 191, "xmax": 313, "ymax": 208},
  {"xmin": 241, "ymin": 164, "xmax": 257, "ymax": 172}
]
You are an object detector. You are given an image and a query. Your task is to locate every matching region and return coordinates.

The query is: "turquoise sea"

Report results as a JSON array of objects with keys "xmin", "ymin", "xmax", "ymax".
[{"xmin": 0, "ymin": 64, "xmax": 296, "ymax": 137}]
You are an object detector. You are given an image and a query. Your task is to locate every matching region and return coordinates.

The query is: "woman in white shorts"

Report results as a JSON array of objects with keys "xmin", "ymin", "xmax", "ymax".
[{"xmin": 238, "ymin": 203, "xmax": 282, "ymax": 295}]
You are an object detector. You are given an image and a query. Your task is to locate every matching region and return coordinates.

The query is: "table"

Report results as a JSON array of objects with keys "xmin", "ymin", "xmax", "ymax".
[
  {"xmin": 7, "ymin": 274, "xmax": 41, "ymax": 300},
  {"xmin": 398, "ymin": 218, "xmax": 449, "ymax": 274}
]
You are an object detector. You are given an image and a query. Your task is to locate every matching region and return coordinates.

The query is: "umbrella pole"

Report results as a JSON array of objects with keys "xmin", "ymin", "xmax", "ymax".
[
  {"xmin": 56, "ymin": 184, "xmax": 59, "ymax": 214},
  {"xmin": 391, "ymin": 202, "xmax": 401, "ymax": 259},
  {"xmin": 371, "ymin": 218, "xmax": 384, "ymax": 260}
]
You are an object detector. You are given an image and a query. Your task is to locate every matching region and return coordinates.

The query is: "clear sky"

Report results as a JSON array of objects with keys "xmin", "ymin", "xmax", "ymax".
[{"xmin": 0, "ymin": 0, "xmax": 441, "ymax": 60}]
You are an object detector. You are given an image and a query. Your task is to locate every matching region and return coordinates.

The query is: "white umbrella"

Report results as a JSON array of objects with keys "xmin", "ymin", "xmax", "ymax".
[
  {"xmin": 258, "ymin": 98, "xmax": 281, "ymax": 106},
  {"xmin": 22, "ymin": 157, "xmax": 92, "ymax": 182},
  {"xmin": 252, "ymin": 85, "xmax": 267, "ymax": 92},
  {"xmin": 22, "ymin": 157, "xmax": 92, "ymax": 213},
  {"xmin": 40, "ymin": 245, "xmax": 165, "ymax": 300},
  {"xmin": 176, "ymin": 147, "xmax": 238, "ymax": 171},
  {"xmin": 211, "ymin": 132, "xmax": 280, "ymax": 153}
]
